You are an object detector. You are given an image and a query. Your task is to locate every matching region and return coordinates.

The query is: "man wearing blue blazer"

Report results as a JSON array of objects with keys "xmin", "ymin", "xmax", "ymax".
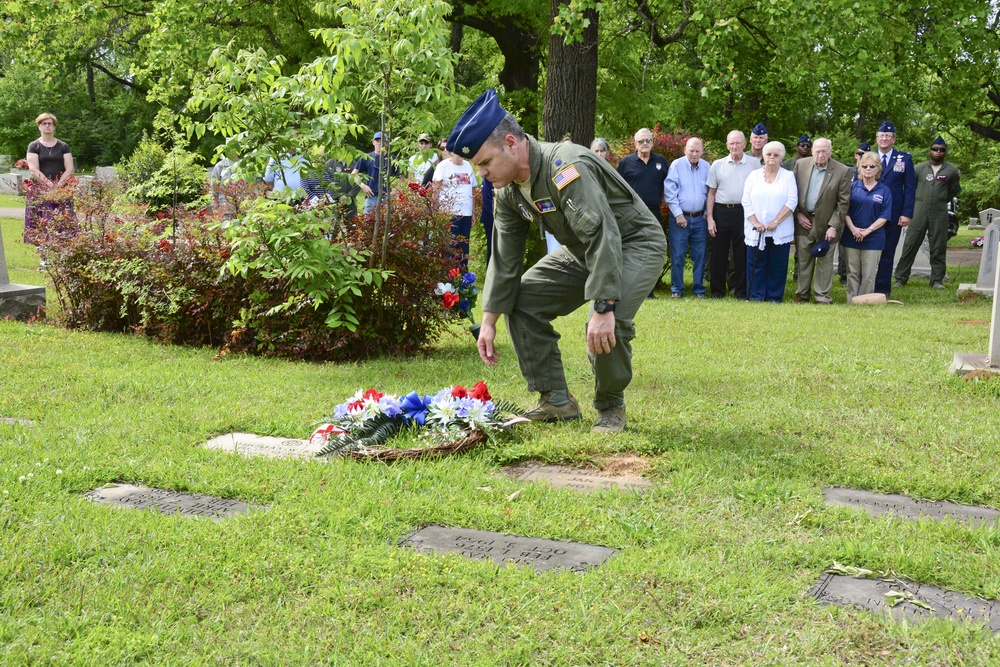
[{"xmin": 872, "ymin": 120, "xmax": 916, "ymax": 296}]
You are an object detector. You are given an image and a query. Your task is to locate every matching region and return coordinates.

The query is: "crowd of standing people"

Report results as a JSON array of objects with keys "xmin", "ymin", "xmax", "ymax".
[
  {"xmin": 610, "ymin": 120, "xmax": 961, "ymax": 303},
  {"xmin": 24, "ymin": 105, "xmax": 962, "ymax": 306}
]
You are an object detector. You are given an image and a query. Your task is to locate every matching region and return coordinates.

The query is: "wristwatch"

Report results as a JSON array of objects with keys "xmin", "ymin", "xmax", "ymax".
[{"xmin": 593, "ymin": 300, "xmax": 616, "ymax": 314}]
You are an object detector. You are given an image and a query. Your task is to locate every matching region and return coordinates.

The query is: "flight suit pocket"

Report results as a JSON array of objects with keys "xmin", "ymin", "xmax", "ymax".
[{"xmin": 563, "ymin": 198, "xmax": 601, "ymax": 238}]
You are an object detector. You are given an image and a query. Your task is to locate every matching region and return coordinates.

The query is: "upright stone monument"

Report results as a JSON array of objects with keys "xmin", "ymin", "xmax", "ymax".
[
  {"xmin": 892, "ymin": 225, "xmax": 932, "ymax": 279},
  {"xmin": 952, "ymin": 240, "xmax": 1000, "ymax": 375},
  {"xmin": 958, "ymin": 217, "xmax": 1000, "ymax": 297},
  {"xmin": 0, "ymin": 222, "xmax": 45, "ymax": 320}
]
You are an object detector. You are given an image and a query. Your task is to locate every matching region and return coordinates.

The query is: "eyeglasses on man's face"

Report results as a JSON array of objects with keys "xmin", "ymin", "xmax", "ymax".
[{"xmin": 635, "ymin": 138, "xmax": 652, "ymax": 144}]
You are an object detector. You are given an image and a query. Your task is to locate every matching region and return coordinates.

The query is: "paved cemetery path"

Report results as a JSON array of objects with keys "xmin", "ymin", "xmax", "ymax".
[
  {"xmin": 947, "ymin": 247, "xmax": 981, "ymax": 265},
  {"xmin": 0, "ymin": 207, "xmax": 23, "ymax": 219}
]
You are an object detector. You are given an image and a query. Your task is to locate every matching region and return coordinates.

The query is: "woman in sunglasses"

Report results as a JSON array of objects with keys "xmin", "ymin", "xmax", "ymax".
[{"xmin": 841, "ymin": 151, "xmax": 892, "ymax": 302}]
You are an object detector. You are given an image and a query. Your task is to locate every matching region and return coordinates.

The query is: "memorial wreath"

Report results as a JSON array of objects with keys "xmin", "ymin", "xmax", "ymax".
[{"xmin": 310, "ymin": 382, "xmax": 524, "ymax": 461}]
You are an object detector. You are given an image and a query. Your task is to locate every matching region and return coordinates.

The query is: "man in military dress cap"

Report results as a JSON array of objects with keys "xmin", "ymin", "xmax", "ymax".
[
  {"xmin": 447, "ymin": 90, "xmax": 667, "ymax": 433},
  {"xmin": 783, "ymin": 134, "xmax": 812, "ymax": 170},
  {"xmin": 872, "ymin": 120, "xmax": 916, "ymax": 296},
  {"xmin": 749, "ymin": 123, "xmax": 768, "ymax": 164}
]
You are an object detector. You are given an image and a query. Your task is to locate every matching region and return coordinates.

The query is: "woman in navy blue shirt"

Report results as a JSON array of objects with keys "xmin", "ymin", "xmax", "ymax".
[{"xmin": 841, "ymin": 152, "xmax": 892, "ymax": 302}]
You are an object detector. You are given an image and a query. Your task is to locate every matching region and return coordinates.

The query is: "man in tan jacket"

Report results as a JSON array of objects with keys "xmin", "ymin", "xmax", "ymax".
[{"xmin": 792, "ymin": 138, "xmax": 851, "ymax": 304}]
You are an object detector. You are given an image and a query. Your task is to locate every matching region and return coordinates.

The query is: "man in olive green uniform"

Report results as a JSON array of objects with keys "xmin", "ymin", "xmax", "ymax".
[
  {"xmin": 894, "ymin": 137, "xmax": 961, "ymax": 289},
  {"xmin": 446, "ymin": 90, "xmax": 666, "ymax": 433}
]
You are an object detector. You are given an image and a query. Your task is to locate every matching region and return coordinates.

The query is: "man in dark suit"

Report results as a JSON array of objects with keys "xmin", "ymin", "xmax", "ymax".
[
  {"xmin": 872, "ymin": 120, "xmax": 916, "ymax": 296},
  {"xmin": 792, "ymin": 138, "xmax": 851, "ymax": 303}
]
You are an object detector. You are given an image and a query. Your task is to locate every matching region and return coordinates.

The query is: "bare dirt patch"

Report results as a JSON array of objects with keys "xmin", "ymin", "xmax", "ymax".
[
  {"xmin": 594, "ymin": 454, "xmax": 650, "ymax": 476},
  {"xmin": 958, "ymin": 319, "xmax": 990, "ymax": 326}
]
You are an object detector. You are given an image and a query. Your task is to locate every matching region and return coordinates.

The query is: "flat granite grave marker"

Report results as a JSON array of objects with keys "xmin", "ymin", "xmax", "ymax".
[
  {"xmin": 825, "ymin": 487, "xmax": 1000, "ymax": 525},
  {"xmin": 811, "ymin": 574, "xmax": 1000, "ymax": 633},
  {"xmin": 502, "ymin": 463, "xmax": 652, "ymax": 493},
  {"xmin": 85, "ymin": 484, "xmax": 250, "ymax": 520},
  {"xmin": 1, "ymin": 417, "xmax": 35, "ymax": 426},
  {"xmin": 398, "ymin": 525, "xmax": 617, "ymax": 573},
  {"xmin": 202, "ymin": 432, "xmax": 326, "ymax": 460}
]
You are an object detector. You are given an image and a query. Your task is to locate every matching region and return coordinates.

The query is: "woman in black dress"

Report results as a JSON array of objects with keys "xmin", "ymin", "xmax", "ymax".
[{"xmin": 24, "ymin": 112, "xmax": 74, "ymax": 241}]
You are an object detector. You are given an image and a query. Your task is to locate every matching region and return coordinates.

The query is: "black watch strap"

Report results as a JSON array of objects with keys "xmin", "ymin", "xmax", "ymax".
[{"xmin": 594, "ymin": 300, "xmax": 616, "ymax": 314}]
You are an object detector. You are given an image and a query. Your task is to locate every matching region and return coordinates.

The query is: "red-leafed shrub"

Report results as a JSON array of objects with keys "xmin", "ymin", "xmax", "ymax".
[{"xmin": 30, "ymin": 179, "xmax": 460, "ymax": 360}]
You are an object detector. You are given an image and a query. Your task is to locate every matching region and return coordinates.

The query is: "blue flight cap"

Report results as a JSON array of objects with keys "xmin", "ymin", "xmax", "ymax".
[
  {"xmin": 447, "ymin": 89, "xmax": 508, "ymax": 159},
  {"xmin": 373, "ymin": 131, "xmax": 384, "ymax": 140},
  {"xmin": 751, "ymin": 123, "xmax": 768, "ymax": 136},
  {"xmin": 810, "ymin": 238, "xmax": 831, "ymax": 258},
  {"xmin": 878, "ymin": 120, "xmax": 896, "ymax": 133},
  {"xmin": 858, "ymin": 141, "xmax": 872, "ymax": 152},
  {"xmin": 931, "ymin": 136, "xmax": 947, "ymax": 147},
  {"xmin": 797, "ymin": 134, "xmax": 811, "ymax": 146}
]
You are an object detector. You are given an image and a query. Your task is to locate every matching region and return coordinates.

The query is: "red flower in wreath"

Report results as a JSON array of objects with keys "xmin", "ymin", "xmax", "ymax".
[
  {"xmin": 470, "ymin": 381, "xmax": 491, "ymax": 401},
  {"xmin": 451, "ymin": 385, "xmax": 468, "ymax": 398},
  {"xmin": 362, "ymin": 388, "xmax": 384, "ymax": 401},
  {"xmin": 448, "ymin": 267, "xmax": 462, "ymax": 280},
  {"xmin": 442, "ymin": 292, "xmax": 460, "ymax": 309}
]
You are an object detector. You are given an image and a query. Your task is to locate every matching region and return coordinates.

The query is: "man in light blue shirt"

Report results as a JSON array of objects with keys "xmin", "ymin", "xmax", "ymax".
[
  {"xmin": 263, "ymin": 153, "xmax": 303, "ymax": 194},
  {"xmin": 664, "ymin": 137, "xmax": 710, "ymax": 298}
]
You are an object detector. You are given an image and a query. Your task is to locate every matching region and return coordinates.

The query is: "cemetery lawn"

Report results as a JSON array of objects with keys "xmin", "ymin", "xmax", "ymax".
[
  {"xmin": 4, "ymin": 219, "xmax": 1000, "ymax": 664},
  {"xmin": 0, "ymin": 194, "xmax": 23, "ymax": 208}
]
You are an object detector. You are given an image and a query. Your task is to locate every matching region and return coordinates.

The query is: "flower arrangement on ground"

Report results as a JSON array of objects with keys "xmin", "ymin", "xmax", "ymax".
[
  {"xmin": 310, "ymin": 382, "xmax": 523, "ymax": 458},
  {"xmin": 435, "ymin": 267, "xmax": 480, "ymax": 337}
]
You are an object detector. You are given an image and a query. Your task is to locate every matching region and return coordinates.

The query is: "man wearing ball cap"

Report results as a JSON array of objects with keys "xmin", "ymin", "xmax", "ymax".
[{"xmin": 447, "ymin": 90, "xmax": 666, "ymax": 434}]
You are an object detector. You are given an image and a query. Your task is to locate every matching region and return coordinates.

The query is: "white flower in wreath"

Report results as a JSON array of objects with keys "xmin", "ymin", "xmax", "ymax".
[{"xmin": 434, "ymin": 282, "xmax": 457, "ymax": 296}]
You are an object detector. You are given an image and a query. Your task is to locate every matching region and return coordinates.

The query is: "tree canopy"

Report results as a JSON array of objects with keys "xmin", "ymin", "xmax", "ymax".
[{"xmin": 1, "ymin": 0, "xmax": 998, "ymax": 170}]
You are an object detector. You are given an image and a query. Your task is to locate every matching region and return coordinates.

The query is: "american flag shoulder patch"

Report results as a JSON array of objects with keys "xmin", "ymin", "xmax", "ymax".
[{"xmin": 552, "ymin": 164, "xmax": 580, "ymax": 190}]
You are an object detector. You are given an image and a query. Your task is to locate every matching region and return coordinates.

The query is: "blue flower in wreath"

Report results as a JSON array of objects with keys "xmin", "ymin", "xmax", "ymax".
[
  {"xmin": 459, "ymin": 299, "xmax": 470, "ymax": 312},
  {"xmin": 400, "ymin": 391, "xmax": 432, "ymax": 426},
  {"xmin": 461, "ymin": 272, "xmax": 476, "ymax": 289}
]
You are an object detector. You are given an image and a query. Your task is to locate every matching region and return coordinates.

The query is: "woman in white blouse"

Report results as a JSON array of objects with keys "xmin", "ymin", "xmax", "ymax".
[{"xmin": 741, "ymin": 141, "xmax": 798, "ymax": 302}]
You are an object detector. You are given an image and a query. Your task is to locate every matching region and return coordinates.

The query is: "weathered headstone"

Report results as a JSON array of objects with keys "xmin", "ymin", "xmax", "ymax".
[
  {"xmin": 0, "ymin": 220, "xmax": 45, "ymax": 321},
  {"xmin": 0, "ymin": 173, "xmax": 21, "ymax": 195},
  {"xmin": 825, "ymin": 488, "xmax": 1000, "ymax": 525},
  {"xmin": 85, "ymin": 484, "xmax": 251, "ymax": 520},
  {"xmin": 202, "ymin": 432, "xmax": 326, "ymax": 460},
  {"xmin": 892, "ymin": 226, "xmax": 932, "ymax": 278},
  {"xmin": 398, "ymin": 525, "xmax": 617, "ymax": 573},
  {"xmin": 95, "ymin": 166, "xmax": 116, "ymax": 181},
  {"xmin": 502, "ymin": 463, "xmax": 652, "ymax": 493},
  {"xmin": 981, "ymin": 208, "xmax": 999, "ymax": 227},
  {"xmin": 811, "ymin": 574, "xmax": 1000, "ymax": 633},
  {"xmin": 953, "ymin": 240, "xmax": 1000, "ymax": 375},
  {"xmin": 958, "ymin": 221, "xmax": 1000, "ymax": 296}
]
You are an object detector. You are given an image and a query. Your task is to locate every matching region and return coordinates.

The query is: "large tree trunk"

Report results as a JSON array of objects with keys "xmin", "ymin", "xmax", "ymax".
[{"xmin": 542, "ymin": 1, "xmax": 598, "ymax": 147}]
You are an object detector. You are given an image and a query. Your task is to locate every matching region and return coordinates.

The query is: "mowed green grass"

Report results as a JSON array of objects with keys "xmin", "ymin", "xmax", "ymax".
[{"xmin": 2, "ymin": 215, "xmax": 1000, "ymax": 665}]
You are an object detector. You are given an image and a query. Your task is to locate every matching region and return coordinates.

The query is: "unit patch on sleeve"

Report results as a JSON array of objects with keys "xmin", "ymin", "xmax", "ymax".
[{"xmin": 533, "ymin": 198, "xmax": 556, "ymax": 213}]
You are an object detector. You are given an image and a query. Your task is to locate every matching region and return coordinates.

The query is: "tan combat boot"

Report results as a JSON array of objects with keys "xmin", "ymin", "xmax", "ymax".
[
  {"xmin": 523, "ymin": 392, "xmax": 581, "ymax": 423},
  {"xmin": 591, "ymin": 405, "xmax": 626, "ymax": 434}
]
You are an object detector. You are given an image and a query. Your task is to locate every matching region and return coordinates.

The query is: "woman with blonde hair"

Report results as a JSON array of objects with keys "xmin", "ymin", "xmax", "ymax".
[
  {"xmin": 841, "ymin": 151, "xmax": 892, "ymax": 302},
  {"xmin": 24, "ymin": 112, "xmax": 74, "ymax": 241}
]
